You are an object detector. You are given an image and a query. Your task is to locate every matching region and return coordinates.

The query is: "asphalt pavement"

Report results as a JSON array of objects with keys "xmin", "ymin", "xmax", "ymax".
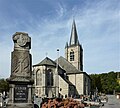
[{"xmin": 101, "ymin": 95, "xmax": 120, "ymax": 108}]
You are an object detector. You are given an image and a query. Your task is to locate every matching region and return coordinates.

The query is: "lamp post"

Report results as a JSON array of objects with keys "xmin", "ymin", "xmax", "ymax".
[
  {"xmin": 56, "ymin": 49, "xmax": 59, "ymax": 97},
  {"xmin": 57, "ymin": 49, "xmax": 59, "ymax": 72}
]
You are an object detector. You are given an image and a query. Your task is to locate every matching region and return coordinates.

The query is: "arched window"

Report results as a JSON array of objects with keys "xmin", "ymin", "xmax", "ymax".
[
  {"xmin": 36, "ymin": 69, "xmax": 42, "ymax": 86},
  {"xmin": 46, "ymin": 69, "xmax": 53, "ymax": 86},
  {"xmin": 70, "ymin": 51, "xmax": 74, "ymax": 61}
]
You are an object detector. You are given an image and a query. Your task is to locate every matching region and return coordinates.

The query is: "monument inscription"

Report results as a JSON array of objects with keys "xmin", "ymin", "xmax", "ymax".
[{"xmin": 14, "ymin": 85, "xmax": 28, "ymax": 103}]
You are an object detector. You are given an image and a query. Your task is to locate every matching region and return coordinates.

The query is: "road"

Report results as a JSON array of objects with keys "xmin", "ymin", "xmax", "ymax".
[{"xmin": 101, "ymin": 95, "xmax": 120, "ymax": 108}]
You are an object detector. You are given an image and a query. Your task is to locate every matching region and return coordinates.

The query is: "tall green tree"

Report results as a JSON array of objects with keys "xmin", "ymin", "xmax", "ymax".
[{"xmin": 90, "ymin": 74, "xmax": 102, "ymax": 92}]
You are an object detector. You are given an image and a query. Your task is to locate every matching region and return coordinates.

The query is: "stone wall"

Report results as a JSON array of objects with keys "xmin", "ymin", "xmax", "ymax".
[{"xmin": 59, "ymin": 76, "xmax": 68, "ymax": 98}]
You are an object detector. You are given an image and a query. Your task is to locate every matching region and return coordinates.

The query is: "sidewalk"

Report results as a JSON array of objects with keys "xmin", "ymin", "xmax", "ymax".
[{"xmin": 101, "ymin": 95, "xmax": 120, "ymax": 108}]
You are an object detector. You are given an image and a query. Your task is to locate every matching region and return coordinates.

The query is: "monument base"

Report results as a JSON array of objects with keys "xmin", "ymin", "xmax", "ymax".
[
  {"xmin": 7, "ymin": 77, "xmax": 34, "ymax": 108},
  {"xmin": 7, "ymin": 103, "xmax": 33, "ymax": 108}
]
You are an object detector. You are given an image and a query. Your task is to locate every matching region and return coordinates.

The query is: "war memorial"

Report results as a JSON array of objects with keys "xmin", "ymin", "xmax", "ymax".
[{"xmin": 7, "ymin": 32, "xmax": 34, "ymax": 108}]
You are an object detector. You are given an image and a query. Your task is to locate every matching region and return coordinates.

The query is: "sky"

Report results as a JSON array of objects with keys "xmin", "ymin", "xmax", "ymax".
[{"xmin": 0, "ymin": 0, "xmax": 119, "ymax": 78}]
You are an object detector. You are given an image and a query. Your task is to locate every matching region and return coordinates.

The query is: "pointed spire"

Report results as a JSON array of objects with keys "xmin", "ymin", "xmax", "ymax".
[{"xmin": 69, "ymin": 20, "xmax": 79, "ymax": 46}]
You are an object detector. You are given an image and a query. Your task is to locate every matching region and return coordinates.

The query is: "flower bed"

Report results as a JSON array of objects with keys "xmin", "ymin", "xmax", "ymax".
[{"xmin": 41, "ymin": 98, "xmax": 85, "ymax": 108}]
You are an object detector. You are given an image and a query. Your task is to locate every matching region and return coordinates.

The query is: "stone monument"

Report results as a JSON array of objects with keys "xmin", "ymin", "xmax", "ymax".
[{"xmin": 7, "ymin": 32, "xmax": 34, "ymax": 108}]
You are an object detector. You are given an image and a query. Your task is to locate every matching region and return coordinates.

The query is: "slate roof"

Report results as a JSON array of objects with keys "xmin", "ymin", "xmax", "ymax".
[
  {"xmin": 55, "ymin": 56, "xmax": 81, "ymax": 74},
  {"xmin": 33, "ymin": 57, "xmax": 56, "ymax": 67},
  {"xmin": 69, "ymin": 20, "xmax": 80, "ymax": 46}
]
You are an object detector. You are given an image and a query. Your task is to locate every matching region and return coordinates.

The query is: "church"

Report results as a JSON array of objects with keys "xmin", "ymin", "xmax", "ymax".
[{"xmin": 32, "ymin": 20, "xmax": 91, "ymax": 98}]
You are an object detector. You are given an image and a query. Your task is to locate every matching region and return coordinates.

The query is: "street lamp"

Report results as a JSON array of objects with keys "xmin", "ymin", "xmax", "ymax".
[
  {"xmin": 57, "ymin": 49, "xmax": 59, "ymax": 72},
  {"xmin": 56, "ymin": 49, "xmax": 59, "ymax": 97}
]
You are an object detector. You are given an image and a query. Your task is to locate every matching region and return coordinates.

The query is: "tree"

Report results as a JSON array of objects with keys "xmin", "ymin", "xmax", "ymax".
[
  {"xmin": 0, "ymin": 78, "xmax": 9, "ymax": 93},
  {"xmin": 90, "ymin": 74, "xmax": 102, "ymax": 93},
  {"xmin": 90, "ymin": 71, "xmax": 119, "ymax": 94}
]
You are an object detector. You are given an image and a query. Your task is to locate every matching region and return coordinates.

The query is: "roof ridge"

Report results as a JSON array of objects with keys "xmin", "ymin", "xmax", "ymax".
[{"xmin": 33, "ymin": 57, "xmax": 56, "ymax": 67}]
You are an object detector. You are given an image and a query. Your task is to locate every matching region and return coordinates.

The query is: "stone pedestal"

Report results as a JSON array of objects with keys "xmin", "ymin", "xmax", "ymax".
[
  {"xmin": 7, "ymin": 32, "xmax": 34, "ymax": 108},
  {"xmin": 7, "ymin": 78, "xmax": 34, "ymax": 108}
]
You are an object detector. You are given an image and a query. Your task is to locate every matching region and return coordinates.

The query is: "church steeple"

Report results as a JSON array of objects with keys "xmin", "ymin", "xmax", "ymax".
[
  {"xmin": 65, "ymin": 20, "xmax": 83, "ymax": 71},
  {"xmin": 69, "ymin": 20, "xmax": 79, "ymax": 46}
]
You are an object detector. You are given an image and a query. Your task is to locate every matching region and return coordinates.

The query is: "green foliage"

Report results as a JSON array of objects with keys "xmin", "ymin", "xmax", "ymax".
[
  {"xmin": 0, "ymin": 78, "xmax": 9, "ymax": 93},
  {"xmin": 115, "ymin": 85, "xmax": 120, "ymax": 92},
  {"xmin": 90, "ymin": 74, "xmax": 102, "ymax": 92},
  {"xmin": 90, "ymin": 71, "xmax": 119, "ymax": 94}
]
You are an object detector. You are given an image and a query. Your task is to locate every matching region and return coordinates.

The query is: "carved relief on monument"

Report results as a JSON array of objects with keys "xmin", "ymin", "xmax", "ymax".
[
  {"xmin": 10, "ymin": 32, "xmax": 32, "ymax": 77},
  {"xmin": 13, "ymin": 32, "xmax": 31, "ymax": 50},
  {"xmin": 11, "ymin": 51, "xmax": 31, "ymax": 76}
]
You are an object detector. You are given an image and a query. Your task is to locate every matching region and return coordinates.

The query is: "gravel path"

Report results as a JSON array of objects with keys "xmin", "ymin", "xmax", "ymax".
[{"xmin": 101, "ymin": 95, "xmax": 120, "ymax": 108}]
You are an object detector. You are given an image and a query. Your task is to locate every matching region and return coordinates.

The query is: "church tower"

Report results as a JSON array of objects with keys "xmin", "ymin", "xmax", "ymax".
[{"xmin": 65, "ymin": 20, "xmax": 83, "ymax": 71}]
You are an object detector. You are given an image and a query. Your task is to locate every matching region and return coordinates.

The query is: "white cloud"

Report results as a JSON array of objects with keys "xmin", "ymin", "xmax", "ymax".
[{"xmin": 56, "ymin": 3, "xmax": 65, "ymax": 17}]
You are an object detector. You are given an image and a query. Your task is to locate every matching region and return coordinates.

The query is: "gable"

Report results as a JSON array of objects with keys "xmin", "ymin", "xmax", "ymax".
[{"xmin": 33, "ymin": 57, "xmax": 56, "ymax": 67}]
